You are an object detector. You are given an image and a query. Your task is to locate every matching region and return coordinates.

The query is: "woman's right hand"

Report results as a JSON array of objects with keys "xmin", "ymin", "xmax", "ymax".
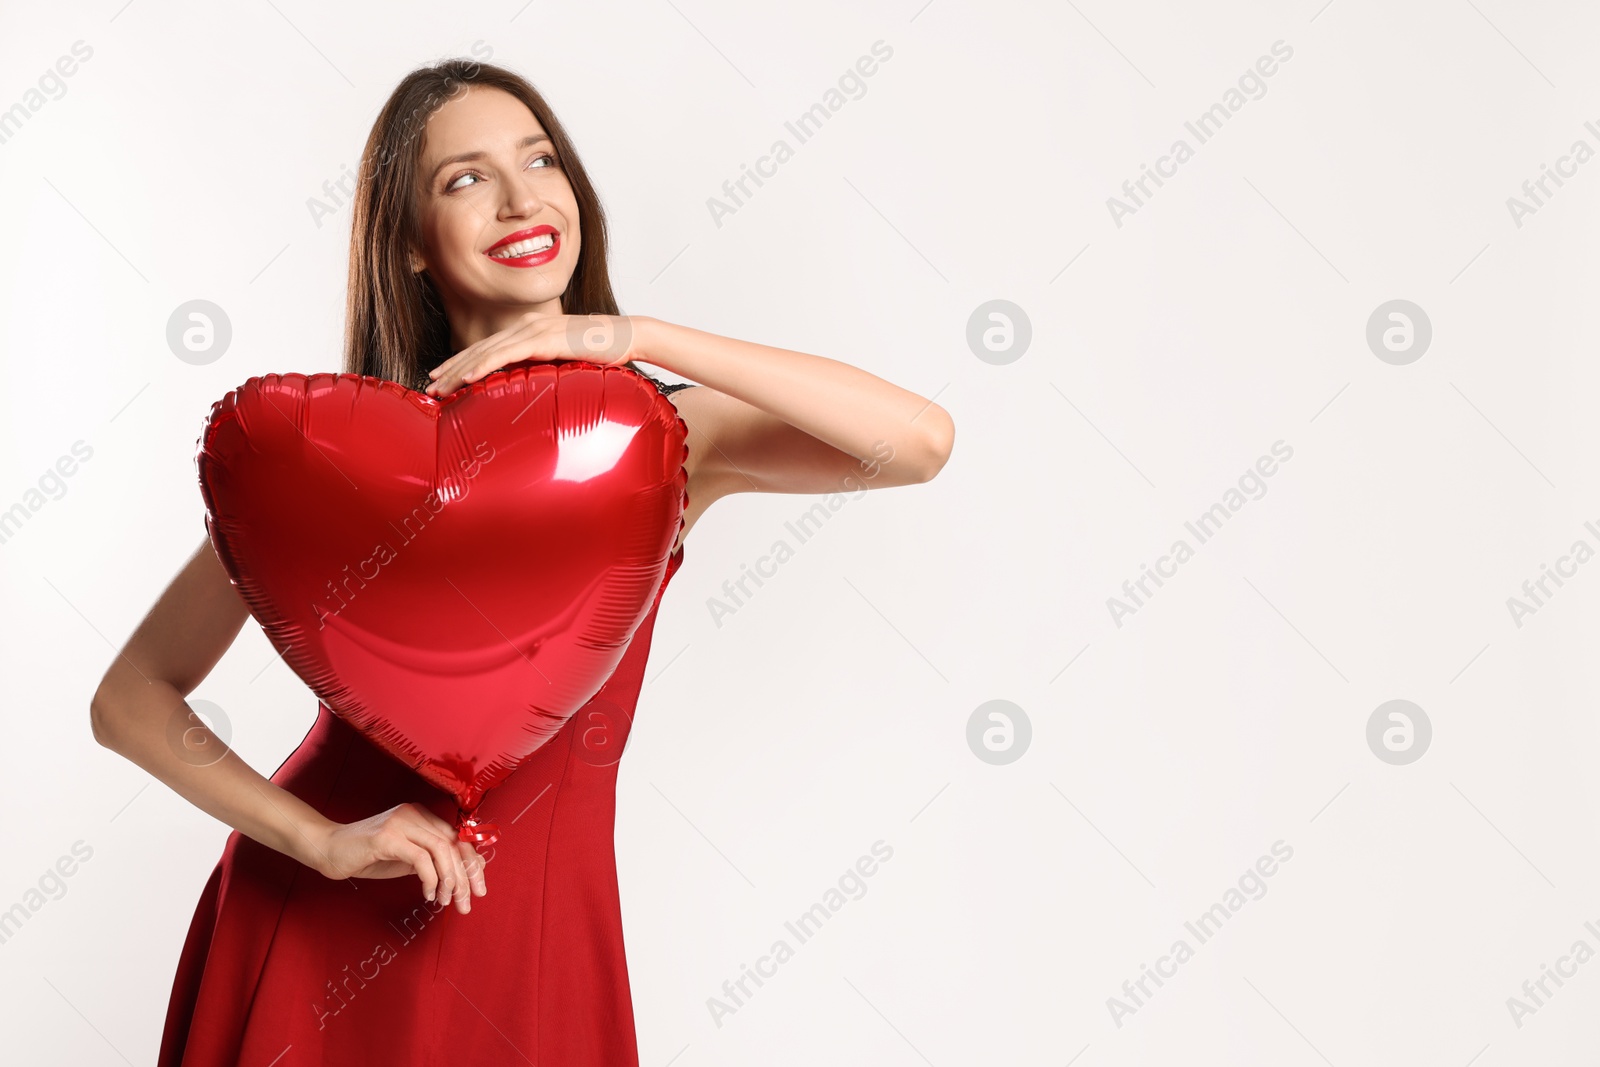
[{"xmin": 309, "ymin": 802, "xmax": 488, "ymax": 914}]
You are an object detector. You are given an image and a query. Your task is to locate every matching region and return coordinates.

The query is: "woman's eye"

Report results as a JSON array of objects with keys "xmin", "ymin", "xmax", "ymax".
[{"xmin": 446, "ymin": 153, "xmax": 556, "ymax": 193}]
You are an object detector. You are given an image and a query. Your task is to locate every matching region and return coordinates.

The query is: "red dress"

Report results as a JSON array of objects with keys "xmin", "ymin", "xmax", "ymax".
[{"xmin": 158, "ymin": 543, "xmax": 686, "ymax": 1066}]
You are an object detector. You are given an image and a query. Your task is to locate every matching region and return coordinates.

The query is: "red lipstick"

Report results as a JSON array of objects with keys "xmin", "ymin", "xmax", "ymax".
[{"xmin": 484, "ymin": 224, "xmax": 560, "ymax": 267}]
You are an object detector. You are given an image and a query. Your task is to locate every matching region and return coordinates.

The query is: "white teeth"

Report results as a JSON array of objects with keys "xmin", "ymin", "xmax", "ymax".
[{"xmin": 489, "ymin": 234, "xmax": 554, "ymax": 258}]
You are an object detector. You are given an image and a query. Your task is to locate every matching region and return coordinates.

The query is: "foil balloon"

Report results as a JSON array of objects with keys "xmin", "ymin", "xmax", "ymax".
[{"xmin": 195, "ymin": 360, "xmax": 689, "ymax": 846}]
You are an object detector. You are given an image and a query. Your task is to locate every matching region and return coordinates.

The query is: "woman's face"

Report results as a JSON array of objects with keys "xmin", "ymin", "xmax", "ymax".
[{"xmin": 411, "ymin": 85, "xmax": 581, "ymax": 346}]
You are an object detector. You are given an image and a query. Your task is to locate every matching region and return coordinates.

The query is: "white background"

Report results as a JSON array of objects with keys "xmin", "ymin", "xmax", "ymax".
[{"xmin": 4, "ymin": 0, "xmax": 1600, "ymax": 1063}]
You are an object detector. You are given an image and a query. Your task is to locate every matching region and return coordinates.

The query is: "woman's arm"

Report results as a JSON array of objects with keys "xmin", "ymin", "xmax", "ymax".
[
  {"xmin": 89, "ymin": 538, "xmax": 485, "ymax": 911},
  {"xmin": 420, "ymin": 311, "xmax": 956, "ymax": 547},
  {"xmin": 89, "ymin": 538, "xmax": 341, "ymax": 873},
  {"xmin": 638, "ymin": 317, "xmax": 955, "ymax": 496}
]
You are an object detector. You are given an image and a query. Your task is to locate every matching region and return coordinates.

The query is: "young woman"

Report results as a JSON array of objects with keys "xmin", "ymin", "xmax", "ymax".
[{"xmin": 93, "ymin": 58, "xmax": 953, "ymax": 1066}]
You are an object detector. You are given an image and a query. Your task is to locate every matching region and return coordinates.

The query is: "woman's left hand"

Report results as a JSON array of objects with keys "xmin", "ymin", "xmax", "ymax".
[{"xmin": 424, "ymin": 312, "xmax": 650, "ymax": 397}]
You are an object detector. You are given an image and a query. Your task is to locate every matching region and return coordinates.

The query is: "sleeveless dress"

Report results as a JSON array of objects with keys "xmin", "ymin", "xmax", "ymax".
[{"xmin": 158, "ymin": 377, "xmax": 696, "ymax": 1067}]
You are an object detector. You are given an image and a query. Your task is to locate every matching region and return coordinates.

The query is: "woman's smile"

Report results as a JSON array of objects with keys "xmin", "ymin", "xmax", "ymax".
[{"xmin": 484, "ymin": 224, "xmax": 560, "ymax": 267}]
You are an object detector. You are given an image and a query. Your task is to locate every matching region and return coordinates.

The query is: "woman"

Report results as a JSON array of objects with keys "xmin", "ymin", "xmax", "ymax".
[{"xmin": 92, "ymin": 58, "xmax": 953, "ymax": 1065}]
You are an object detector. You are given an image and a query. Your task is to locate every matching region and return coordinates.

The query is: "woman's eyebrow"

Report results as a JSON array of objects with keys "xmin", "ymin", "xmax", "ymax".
[{"xmin": 430, "ymin": 133, "xmax": 551, "ymax": 179}]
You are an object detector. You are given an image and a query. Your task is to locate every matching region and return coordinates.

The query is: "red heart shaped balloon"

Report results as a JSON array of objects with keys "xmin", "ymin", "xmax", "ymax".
[{"xmin": 195, "ymin": 361, "xmax": 688, "ymax": 845}]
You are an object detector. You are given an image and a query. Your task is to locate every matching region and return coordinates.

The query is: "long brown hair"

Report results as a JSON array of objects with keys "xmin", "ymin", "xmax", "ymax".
[{"xmin": 342, "ymin": 58, "xmax": 644, "ymax": 390}]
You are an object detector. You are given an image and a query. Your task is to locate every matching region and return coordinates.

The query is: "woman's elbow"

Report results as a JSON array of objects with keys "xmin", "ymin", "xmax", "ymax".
[
  {"xmin": 89, "ymin": 685, "xmax": 119, "ymax": 749},
  {"xmin": 89, "ymin": 671, "xmax": 134, "ymax": 750}
]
